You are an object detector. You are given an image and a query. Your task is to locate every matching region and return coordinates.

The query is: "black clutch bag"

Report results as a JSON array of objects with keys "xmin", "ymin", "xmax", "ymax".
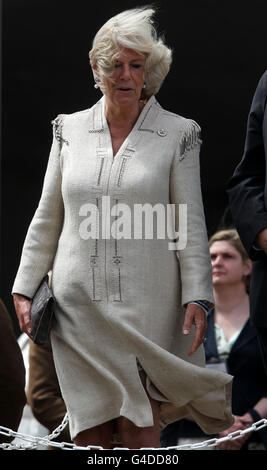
[{"xmin": 31, "ymin": 274, "xmax": 55, "ymax": 346}]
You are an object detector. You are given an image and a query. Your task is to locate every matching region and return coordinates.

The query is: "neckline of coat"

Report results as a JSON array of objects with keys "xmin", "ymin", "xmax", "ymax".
[{"xmin": 87, "ymin": 94, "xmax": 161, "ymax": 134}]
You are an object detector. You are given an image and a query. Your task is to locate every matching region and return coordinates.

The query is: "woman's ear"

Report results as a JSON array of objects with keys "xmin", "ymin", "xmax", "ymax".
[
  {"xmin": 243, "ymin": 259, "xmax": 252, "ymax": 276},
  {"xmin": 90, "ymin": 58, "xmax": 101, "ymax": 86},
  {"xmin": 90, "ymin": 57, "xmax": 98, "ymax": 73}
]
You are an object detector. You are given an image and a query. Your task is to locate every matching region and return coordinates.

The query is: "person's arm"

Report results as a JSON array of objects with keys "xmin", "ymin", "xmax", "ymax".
[
  {"xmin": 12, "ymin": 116, "xmax": 65, "ymax": 334},
  {"xmin": 241, "ymin": 397, "xmax": 267, "ymax": 424},
  {"xmin": 170, "ymin": 119, "xmax": 214, "ymax": 355},
  {"xmin": 227, "ymin": 71, "xmax": 267, "ymax": 260},
  {"xmin": 12, "ymin": 116, "xmax": 65, "ymax": 299},
  {"xmin": 217, "ymin": 398, "xmax": 267, "ymax": 450}
]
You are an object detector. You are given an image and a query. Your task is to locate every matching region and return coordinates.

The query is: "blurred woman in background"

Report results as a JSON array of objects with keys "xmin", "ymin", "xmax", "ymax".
[{"xmin": 161, "ymin": 229, "xmax": 267, "ymax": 450}]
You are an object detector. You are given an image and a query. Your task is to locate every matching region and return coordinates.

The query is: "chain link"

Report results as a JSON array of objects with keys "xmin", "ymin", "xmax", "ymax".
[{"xmin": 1, "ymin": 414, "xmax": 267, "ymax": 450}]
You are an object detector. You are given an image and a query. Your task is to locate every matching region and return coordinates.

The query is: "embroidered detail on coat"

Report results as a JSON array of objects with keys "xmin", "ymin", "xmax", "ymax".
[
  {"xmin": 116, "ymin": 145, "xmax": 134, "ymax": 187},
  {"xmin": 51, "ymin": 115, "xmax": 69, "ymax": 146},
  {"xmin": 111, "ymin": 198, "xmax": 123, "ymax": 301},
  {"xmin": 90, "ymin": 197, "xmax": 102, "ymax": 301},
  {"xmin": 117, "ymin": 157, "xmax": 128, "ymax": 187},
  {"xmin": 95, "ymin": 148, "xmax": 108, "ymax": 186},
  {"xmin": 179, "ymin": 120, "xmax": 202, "ymax": 160},
  {"xmin": 88, "ymin": 129, "xmax": 104, "ymax": 134}
]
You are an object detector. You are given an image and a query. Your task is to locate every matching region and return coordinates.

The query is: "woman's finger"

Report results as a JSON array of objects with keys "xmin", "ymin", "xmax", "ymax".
[
  {"xmin": 24, "ymin": 309, "xmax": 32, "ymax": 336},
  {"xmin": 188, "ymin": 324, "xmax": 205, "ymax": 356},
  {"xmin": 183, "ymin": 304, "xmax": 207, "ymax": 356},
  {"xmin": 13, "ymin": 295, "xmax": 32, "ymax": 337},
  {"xmin": 182, "ymin": 310, "xmax": 193, "ymax": 336}
]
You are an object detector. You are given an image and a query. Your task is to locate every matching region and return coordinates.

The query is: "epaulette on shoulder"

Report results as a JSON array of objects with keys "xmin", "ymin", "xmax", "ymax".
[
  {"xmin": 179, "ymin": 120, "xmax": 202, "ymax": 160},
  {"xmin": 51, "ymin": 114, "xmax": 69, "ymax": 146}
]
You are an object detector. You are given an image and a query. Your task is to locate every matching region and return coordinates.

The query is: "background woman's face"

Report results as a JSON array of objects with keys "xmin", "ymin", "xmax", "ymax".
[
  {"xmin": 210, "ymin": 240, "xmax": 251, "ymax": 287},
  {"xmin": 101, "ymin": 46, "xmax": 146, "ymax": 108}
]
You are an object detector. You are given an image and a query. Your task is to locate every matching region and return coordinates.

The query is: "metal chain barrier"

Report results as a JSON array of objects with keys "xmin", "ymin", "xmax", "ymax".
[{"xmin": 1, "ymin": 413, "xmax": 267, "ymax": 450}]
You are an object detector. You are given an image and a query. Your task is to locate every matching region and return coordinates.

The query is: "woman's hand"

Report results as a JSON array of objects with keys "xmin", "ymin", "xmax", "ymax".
[
  {"xmin": 182, "ymin": 303, "xmax": 208, "ymax": 356},
  {"xmin": 216, "ymin": 414, "xmax": 253, "ymax": 450},
  {"xmin": 13, "ymin": 293, "xmax": 32, "ymax": 338},
  {"xmin": 256, "ymin": 228, "xmax": 267, "ymax": 253}
]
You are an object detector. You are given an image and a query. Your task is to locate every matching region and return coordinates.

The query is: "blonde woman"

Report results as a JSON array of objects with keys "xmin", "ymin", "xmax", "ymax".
[
  {"xmin": 12, "ymin": 7, "xmax": 233, "ymax": 448},
  {"xmin": 162, "ymin": 230, "xmax": 267, "ymax": 450},
  {"xmin": 209, "ymin": 230, "xmax": 267, "ymax": 450}
]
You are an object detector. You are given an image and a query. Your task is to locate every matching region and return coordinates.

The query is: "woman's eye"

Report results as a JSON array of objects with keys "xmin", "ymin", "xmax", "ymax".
[{"xmin": 113, "ymin": 63, "xmax": 142, "ymax": 69}]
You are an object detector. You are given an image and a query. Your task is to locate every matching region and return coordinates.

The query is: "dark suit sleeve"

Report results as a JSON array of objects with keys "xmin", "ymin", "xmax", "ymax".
[
  {"xmin": 227, "ymin": 71, "xmax": 267, "ymax": 260},
  {"xmin": 0, "ymin": 299, "xmax": 26, "ymax": 442}
]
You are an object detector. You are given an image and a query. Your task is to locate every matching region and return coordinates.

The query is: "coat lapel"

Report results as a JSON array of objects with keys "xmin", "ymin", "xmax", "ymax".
[{"xmin": 87, "ymin": 97, "xmax": 105, "ymax": 133}]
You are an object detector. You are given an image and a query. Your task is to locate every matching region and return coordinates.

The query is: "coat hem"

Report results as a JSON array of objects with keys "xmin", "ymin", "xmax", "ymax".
[{"xmin": 70, "ymin": 407, "xmax": 154, "ymax": 442}]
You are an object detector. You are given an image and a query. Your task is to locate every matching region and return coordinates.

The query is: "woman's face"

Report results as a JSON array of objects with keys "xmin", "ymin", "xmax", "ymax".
[
  {"xmin": 210, "ymin": 240, "xmax": 251, "ymax": 287},
  {"xmin": 98, "ymin": 46, "xmax": 146, "ymax": 109}
]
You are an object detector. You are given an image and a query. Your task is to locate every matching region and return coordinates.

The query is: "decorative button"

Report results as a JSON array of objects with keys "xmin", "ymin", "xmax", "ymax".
[{"xmin": 157, "ymin": 129, "xmax": 167, "ymax": 137}]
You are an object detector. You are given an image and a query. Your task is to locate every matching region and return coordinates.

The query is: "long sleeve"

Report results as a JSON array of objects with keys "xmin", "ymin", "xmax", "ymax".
[
  {"xmin": 169, "ymin": 119, "xmax": 214, "ymax": 307},
  {"xmin": 227, "ymin": 71, "xmax": 267, "ymax": 260},
  {"xmin": 12, "ymin": 116, "xmax": 64, "ymax": 298}
]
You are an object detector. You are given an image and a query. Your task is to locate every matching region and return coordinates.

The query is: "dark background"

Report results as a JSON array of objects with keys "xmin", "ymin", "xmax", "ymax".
[{"xmin": 1, "ymin": 0, "xmax": 267, "ymax": 335}]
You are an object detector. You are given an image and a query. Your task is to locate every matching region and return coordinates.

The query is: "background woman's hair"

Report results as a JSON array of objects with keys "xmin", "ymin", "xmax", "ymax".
[{"xmin": 89, "ymin": 6, "xmax": 172, "ymax": 98}]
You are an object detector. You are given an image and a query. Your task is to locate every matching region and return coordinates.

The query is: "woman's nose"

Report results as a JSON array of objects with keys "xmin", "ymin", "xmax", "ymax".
[
  {"xmin": 212, "ymin": 255, "xmax": 222, "ymax": 266},
  {"xmin": 121, "ymin": 64, "xmax": 131, "ymax": 80}
]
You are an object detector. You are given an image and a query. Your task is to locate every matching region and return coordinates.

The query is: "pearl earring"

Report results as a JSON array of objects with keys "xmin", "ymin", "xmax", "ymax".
[
  {"xmin": 94, "ymin": 77, "xmax": 101, "ymax": 89},
  {"xmin": 143, "ymin": 80, "xmax": 147, "ymax": 89}
]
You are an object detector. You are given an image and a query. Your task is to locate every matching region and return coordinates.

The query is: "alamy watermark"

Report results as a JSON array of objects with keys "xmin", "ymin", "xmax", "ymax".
[{"xmin": 79, "ymin": 196, "xmax": 187, "ymax": 250}]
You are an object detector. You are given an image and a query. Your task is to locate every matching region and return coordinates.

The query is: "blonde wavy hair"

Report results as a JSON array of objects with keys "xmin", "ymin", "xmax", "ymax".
[{"xmin": 89, "ymin": 6, "xmax": 172, "ymax": 99}]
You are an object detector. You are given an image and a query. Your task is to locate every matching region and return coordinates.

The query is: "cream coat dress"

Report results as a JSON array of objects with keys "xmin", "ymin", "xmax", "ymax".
[{"xmin": 12, "ymin": 95, "xmax": 234, "ymax": 441}]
